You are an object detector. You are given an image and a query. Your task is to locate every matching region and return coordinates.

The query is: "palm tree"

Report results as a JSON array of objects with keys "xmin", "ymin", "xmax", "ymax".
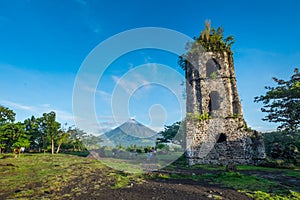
[{"xmin": 200, "ymin": 20, "xmax": 211, "ymax": 41}]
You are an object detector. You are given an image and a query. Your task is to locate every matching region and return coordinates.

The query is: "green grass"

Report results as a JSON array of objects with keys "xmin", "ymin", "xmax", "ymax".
[
  {"xmin": 237, "ymin": 165, "xmax": 282, "ymax": 171},
  {"xmin": 0, "ymin": 153, "xmax": 143, "ymax": 199},
  {"xmin": 203, "ymin": 172, "xmax": 278, "ymax": 192},
  {"xmin": 245, "ymin": 190, "xmax": 300, "ymax": 200},
  {"xmin": 100, "ymin": 157, "xmax": 145, "ymax": 173},
  {"xmin": 149, "ymin": 170, "xmax": 300, "ymax": 199},
  {"xmin": 286, "ymin": 170, "xmax": 300, "ymax": 178},
  {"xmin": 1, "ymin": 153, "xmax": 299, "ymax": 199}
]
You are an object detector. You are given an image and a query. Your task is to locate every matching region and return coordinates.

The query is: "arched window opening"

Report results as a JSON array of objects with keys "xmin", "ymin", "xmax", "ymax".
[
  {"xmin": 217, "ymin": 133, "xmax": 227, "ymax": 143},
  {"xmin": 206, "ymin": 58, "xmax": 221, "ymax": 78}
]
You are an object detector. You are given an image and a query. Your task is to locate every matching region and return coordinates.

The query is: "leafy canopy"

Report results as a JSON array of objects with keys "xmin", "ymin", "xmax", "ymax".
[
  {"xmin": 0, "ymin": 105, "xmax": 15, "ymax": 125},
  {"xmin": 254, "ymin": 68, "xmax": 300, "ymax": 131}
]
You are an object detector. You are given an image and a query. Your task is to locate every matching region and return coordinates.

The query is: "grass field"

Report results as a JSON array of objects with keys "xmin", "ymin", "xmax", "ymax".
[
  {"xmin": 0, "ymin": 153, "xmax": 143, "ymax": 199},
  {"xmin": 0, "ymin": 153, "xmax": 299, "ymax": 199}
]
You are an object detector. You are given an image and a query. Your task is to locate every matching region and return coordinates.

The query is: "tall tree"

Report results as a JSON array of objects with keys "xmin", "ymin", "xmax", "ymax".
[
  {"xmin": 39, "ymin": 111, "xmax": 61, "ymax": 154},
  {"xmin": 0, "ymin": 105, "xmax": 15, "ymax": 125},
  {"xmin": 24, "ymin": 116, "xmax": 41, "ymax": 151},
  {"xmin": 254, "ymin": 68, "xmax": 300, "ymax": 131},
  {"xmin": 0, "ymin": 106, "xmax": 16, "ymax": 153}
]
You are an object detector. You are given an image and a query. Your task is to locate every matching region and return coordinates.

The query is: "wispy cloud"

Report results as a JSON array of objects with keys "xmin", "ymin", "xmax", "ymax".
[
  {"xmin": 51, "ymin": 109, "xmax": 75, "ymax": 122},
  {"xmin": 73, "ymin": 0, "xmax": 102, "ymax": 35},
  {"xmin": 81, "ymin": 86, "xmax": 111, "ymax": 100},
  {"xmin": 0, "ymin": 100, "xmax": 75, "ymax": 124},
  {"xmin": 112, "ymin": 74, "xmax": 150, "ymax": 95},
  {"xmin": 1, "ymin": 100, "xmax": 34, "ymax": 111}
]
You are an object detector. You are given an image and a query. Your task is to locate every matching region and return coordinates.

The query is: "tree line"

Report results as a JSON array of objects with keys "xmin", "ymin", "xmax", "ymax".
[{"xmin": 0, "ymin": 107, "xmax": 102, "ymax": 154}]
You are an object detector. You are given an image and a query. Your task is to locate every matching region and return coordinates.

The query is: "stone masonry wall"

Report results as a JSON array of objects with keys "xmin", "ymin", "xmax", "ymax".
[{"xmin": 185, "ymin": 52, "xmax": 265, "ymax": 165}]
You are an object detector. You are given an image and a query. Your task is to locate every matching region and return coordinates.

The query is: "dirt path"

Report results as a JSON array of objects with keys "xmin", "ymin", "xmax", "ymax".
[
  {"xmin": 52, "ymin": 166, "xmax": 252, "ymax": 200},
  {"xmin": 70, "ymin": 178, "xmax": 252, "ymax": 200}
]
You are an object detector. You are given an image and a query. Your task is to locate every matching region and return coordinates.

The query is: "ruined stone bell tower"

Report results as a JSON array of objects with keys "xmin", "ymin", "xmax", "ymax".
[{"xmin": 183, "ymin": 25, "xmax": 265, "ymax": 165}]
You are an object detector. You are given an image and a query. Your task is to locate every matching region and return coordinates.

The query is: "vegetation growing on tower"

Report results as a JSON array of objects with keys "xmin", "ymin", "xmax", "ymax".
[{"xmin": 179, "ymin": 20, "xmax": 234, "ymax": 71}]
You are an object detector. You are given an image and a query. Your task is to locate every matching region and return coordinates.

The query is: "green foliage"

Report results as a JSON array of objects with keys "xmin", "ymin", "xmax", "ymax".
[
  {"xmin": 38, "ymin": 111, "xmax": 61, "ymax": 154},
  {"xmin": 179, "ymin": 20, "xmax": 234, "ymax": 71},
  {"xmin": 187, "ymin": 112, "xmax": 211, "ymax": 121},
  {"xmin": 24, "ymin": 116, "xmax": 40, "ymax": 150},
  {"xmin": 260, "ymin": 159, "xmax": 296, "ymax": 169},
  {"xmin": 210, "ymin": 71, "xmax": 217, "ymax": 80},
  {"xmin": 263, "ymin": 130, "xmax": 300, "ymax": 164},
  {"xmin": 254, "ymin": 68, "xmax": 300, "ymax": 132},
  {"xmin": 186, "ymin": 112, "xmax": 211, "ymax": 127},
  {"xmin": 156, "ymin": 143, "xmax": 167, "ymax": 149},
  {"xmin": 0, "ymin": 105, "xmax": 15, "ymax": 125},
  {"xmin": 82, "ymin": 134, "xmax": 102, "ymax": 150},
  {"xmin": 0, "ymin": 122, "xmax": 30, "ymax": 152},
  {"xmin": 156, "ymin": 121, "xmax": 183, "ymax": 145},
  {"xmin": 199, "ymin": 20, "xmax": 234, "ymax": 53},
  {"xmin": 12, "ymin": 122, "xmax": 30, "ymax": 148},
  {"xmin": 0, "ymin": 106, "xmax": 90, "ymax": 154}
]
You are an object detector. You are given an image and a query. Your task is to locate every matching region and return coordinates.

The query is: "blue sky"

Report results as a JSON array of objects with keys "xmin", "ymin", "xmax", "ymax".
[{"xmin": 0, "ymin": 0, "xmax": 299, "ymax": 134}]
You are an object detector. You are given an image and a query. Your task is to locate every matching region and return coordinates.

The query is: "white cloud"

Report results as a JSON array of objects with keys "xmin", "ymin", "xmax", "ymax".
[
  {"xmin": 0, "ymin": 100, "xmax": 75, "ymax": 125},
  {"xmin": 97, "ymin": 90, "xmax": 111, "ymax": 98},
  {"xmin": 81, "ymin": 86, "xmax": 112, "ymax": 102},
  {"xmin": 112, "ymin": 74, "xmax": 150, "ymax": 95},
  {"xmin": 1, "ymin": 100, "xmax": 35, "ymax": 112}
]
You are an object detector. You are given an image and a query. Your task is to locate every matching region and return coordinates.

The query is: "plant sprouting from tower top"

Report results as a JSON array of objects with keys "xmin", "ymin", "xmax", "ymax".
[
  {"xmin": 198, "ymin": 20, "xmax": 234, "ymax": 53},
  {"xmin": 179, "ymin": 20, "xmax": 234, "ymax": 71}
]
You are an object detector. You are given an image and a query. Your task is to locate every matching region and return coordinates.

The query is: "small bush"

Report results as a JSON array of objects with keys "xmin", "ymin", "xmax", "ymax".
[{"xmin": 259, "ymin": 159, "xmax": 296, "ymax": 169}]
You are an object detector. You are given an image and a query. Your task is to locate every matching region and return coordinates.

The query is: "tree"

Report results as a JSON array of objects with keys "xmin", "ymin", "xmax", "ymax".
[
  {"xmin": 55, "ymin": 130, "xmax": 68, "ymax": 154},
  {"xmin": 0, "ymin": 122, "xmax": 30, "ymax": 153},
  {"xmin": 156, "ymin": 121, "xmax": 185, "ymax": 147},
  {"xmin": 0, "ymin": 105, "xmax": 15, "ymax": 125},
  {"xmin": 68, "ymin": 128, "xmax": 87, "ymax": 151},
  {"xmin": 0, "ymin": 106, "xmax": 16, "ymax": 153},
  {"xmin": 39, "ymin": 111, "xmax": 61, "ymax": 154},
  {"xmin": 24, "ymin": 116, "xmax": 41, "ymax": 151},
  {"xmin": 11, "ymin": 122, "xmax": 30, "ymax": 149},
  {"xmin": 254, "ymin": 68, "xmax": 300, "ymax": 131}
]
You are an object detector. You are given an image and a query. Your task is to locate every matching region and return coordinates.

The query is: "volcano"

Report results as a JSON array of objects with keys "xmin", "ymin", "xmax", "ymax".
[{"xmin": 102, "ymin": 119, "xmax": 159, "ymax": 147}]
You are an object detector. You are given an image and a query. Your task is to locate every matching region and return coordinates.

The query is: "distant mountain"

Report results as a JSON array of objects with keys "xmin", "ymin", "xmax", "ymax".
[{"xmin": 102, "ymin": 119, "xmax": 159, "ymax": 147}]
